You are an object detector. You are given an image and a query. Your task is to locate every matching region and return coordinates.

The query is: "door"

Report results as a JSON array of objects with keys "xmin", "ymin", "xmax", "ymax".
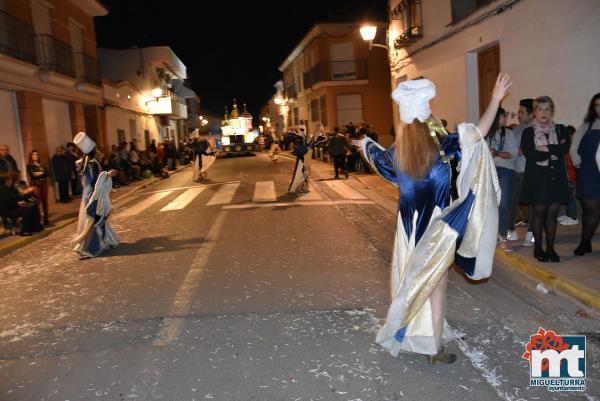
[
  {"xmin": 478, "ymin": 44, "xmax": 500, "ymax": 115},
  {"xmin": 0, "ymin": 90, "xmax": 26, "ymax": 178},
  {"xmin": 129, "ymin": 119, "xmax": 137, "ymax": 142},
  {"xmin": 43, "ymin": 98, "xmax": 72, "ymax": 157},
  {"xmin": 31, "ymin": 0, "xmax": 52, "ymax": 34},
  {"xmin": 68, "ymin": 20, "xmax": 83, "ymax": 52}
]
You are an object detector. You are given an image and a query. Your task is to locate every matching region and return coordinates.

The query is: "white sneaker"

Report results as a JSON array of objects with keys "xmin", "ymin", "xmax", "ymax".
[
  {"xmin": 522, "ymin": 231, "xmax": 534, "ymax": 247},
  {"xmin": 507, "ymin": 230, "xmax": 519, "ymax": 241},
  {"xmin": 559, "ymin": 217, "xmax": 579, "ymax": 226},
  {"xmin": 557, "ymin": 215, "xmax": 568, "ymax": 222}
]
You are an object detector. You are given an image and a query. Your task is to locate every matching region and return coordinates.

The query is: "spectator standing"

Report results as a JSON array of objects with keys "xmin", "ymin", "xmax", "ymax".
[
  {"xmin": 27, "ymin": 150, "xmax": 50, "ymax": 226},
  {"xmin": 51, "ymin": 146, "xmax": 71, "ymax": 203},
  {"xmin": 520, "ymin": 96, "xmax": 570, "ymax": 262},
  {"xmin": 0, "ymin": 144, "xmax": 19, "ymax": 173},
  {"xmin": 507, "ymin": 99, "xmax": 535, "ymax": 246},
  {"xmin": 558, "ymin": 125, "xmax": 579, "ymax": 226},
  {"xmin": 65, "ymin": 142, "xmax": 81, "ymax": 196},
  {"xmin": 269, "ymin": 130, "xmax": 282, "ymax": 162},
  {"xmin": 570, "ymin": 92, "xmax": 600, "ymax": 255},
  {"xmin": 329, "ymin": 127, "xmax": 349, "ymax": 179},
  {"xmin": 487, "ymin": 108, "xmax": 518, "ymax": 251}
]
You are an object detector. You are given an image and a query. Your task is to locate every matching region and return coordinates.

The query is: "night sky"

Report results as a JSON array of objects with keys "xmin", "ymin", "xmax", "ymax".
[{"xmin": 95, "ymin": 0, "xmax": 387, "ymax": 119}]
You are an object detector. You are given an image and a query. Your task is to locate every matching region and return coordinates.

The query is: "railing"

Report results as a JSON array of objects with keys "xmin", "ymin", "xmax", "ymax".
[
  {"xmin": 0, "ymin": 10, "xmax": 36, "ymax": 64},
  {"xmin": 303, "ymin": 61, "xmax": 368, "ymax": 89},
  {"xmin": 73, "ymin": 52, "xmax": 101, "ymax": 85},
  {"xmin": 155, "ymin": 89, "xmax": 186, "ymax": 106},
  {"xmin": 35, "ymin": 34, "xmax": 75, "ymax": 77}
]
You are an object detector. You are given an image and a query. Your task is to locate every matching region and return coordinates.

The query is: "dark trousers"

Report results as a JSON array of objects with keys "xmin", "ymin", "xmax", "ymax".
[
  {"xmin": 32, "ymin": 180, "xmax": 49, "ymax": 223},
  {"xmin": 3, "ymin": 204, "xmax": 40, "ymax": 233},
  {"xmin": 333, "ymin": 155, "xmax": 346, "ymax": 177},
  {"xmin": 57, "ymin": 180, "xmax": 70, "ymax": 202},
  {"xmin": 70, "ymin": 178, "xmax": 80, "ymax": 196}
]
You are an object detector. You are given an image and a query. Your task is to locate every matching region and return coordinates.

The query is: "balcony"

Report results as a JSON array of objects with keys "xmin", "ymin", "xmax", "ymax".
[
  {"xmin": 0, "ymin": 10, "xmax": 36, "ymax": 64},
  {"xmin": 73, "ymin": 52, "xmax": 101, "ymax": 86},
  {"xmin": 147, "ymin": 90, "xmax": 188, "ymax": 119},
  {"xmin": 35, "ymin": 34, "xmax": 75, "ymax": 77},
  {"xmin": 303, "ymin": 61, "xmax": 367, "ymax": 90}
]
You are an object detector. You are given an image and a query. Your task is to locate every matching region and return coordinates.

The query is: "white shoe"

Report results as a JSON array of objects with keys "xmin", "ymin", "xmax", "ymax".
[
  {"xmin": 507, "ymin": 230, "xmax": 519, "ymax": 241},
  {"xmin": 557, "ymin": 215, "xmax": 568, "ymax": 222},
  {"xmin": 559, "ymin": 217, "xmax": 579, "ymax": 226},
  {"xmin": 522, "ymin": 231, "xmax": 534, "ymax": 247}
]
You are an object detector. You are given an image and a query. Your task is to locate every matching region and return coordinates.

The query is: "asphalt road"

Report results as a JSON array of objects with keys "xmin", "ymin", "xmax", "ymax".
[{"xmin": 0, "ymin": 152, "xmax": 598, "ymax": 401}]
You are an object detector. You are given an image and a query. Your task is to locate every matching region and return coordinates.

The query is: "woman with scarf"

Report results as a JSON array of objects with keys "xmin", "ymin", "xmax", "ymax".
[
  {"xmin": 73, "ymin": 132, "xmax": 120, "ymax": 259},
  {"xmin": 358, "ymin": 74, "xmax": 509, "ymax": 364},
  {"xmin": 520, "ymin": 96, "xmax": 571, "ymax": 262}
]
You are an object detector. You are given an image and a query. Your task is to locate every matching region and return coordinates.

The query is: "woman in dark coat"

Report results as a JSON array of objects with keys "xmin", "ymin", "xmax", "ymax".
[
  {"xmin": 520, "ymin": 96, "xmax": 570, "ymax": 262},
  {"xmin": 27, "ymin": 150, "xmax": 49, "ymax": 226},
  {"xmin": 570, "ymin": 92, "xmax": 600, "ymax": 256}
]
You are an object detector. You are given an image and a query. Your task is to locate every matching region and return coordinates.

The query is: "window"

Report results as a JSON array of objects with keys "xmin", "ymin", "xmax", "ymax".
[
  {"xmin": 336, "ymin": 94, "xmax": 362, "ymax": 127},
  {"xmin": 319, "ymin": 95, "xmax": 328, "ymax": 127},
  {"xmin": 144, "ymin": 130, "xmax": 150, "ymax": 148},
  {"xmin": 293, "ymin": 107, "xmax": 299, "ymax": 126},
  {"xmin": 310, "ymin": 99, "xmax": 319, "ymax": 122},
  {"xmin": 117, "ymin": 129, "xmax": 125, "ymax": 145},
  {"xmin": 451, "ymin": 0, "xmax": 495, "ymax": 24},
  {"xmin": 31, "ymin": 0, "xmax": 52, "ymax": 34}
]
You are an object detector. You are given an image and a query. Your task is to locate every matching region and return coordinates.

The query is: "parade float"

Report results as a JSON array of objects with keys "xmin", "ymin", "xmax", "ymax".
[{"xmin": 220, "ymin": 99, "xmax": 257, "ymax": 155}]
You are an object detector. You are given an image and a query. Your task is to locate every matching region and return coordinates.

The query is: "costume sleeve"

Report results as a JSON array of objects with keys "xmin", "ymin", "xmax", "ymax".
[{"xmin": 359, "ymin": 137, "xmax": 397, "ymax": 187}]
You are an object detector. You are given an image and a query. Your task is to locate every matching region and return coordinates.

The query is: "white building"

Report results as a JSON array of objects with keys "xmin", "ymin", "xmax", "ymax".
[
  {"xmin": 99, "ymin": 46, "xmax": 195, "ymax": 149},
  {"xmin": 385, "ymin": 0, "xmax": 600, "ymax": 130}
]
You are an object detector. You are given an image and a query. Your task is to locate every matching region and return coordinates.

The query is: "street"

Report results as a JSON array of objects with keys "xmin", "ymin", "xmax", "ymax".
[{"xmin": 1, "ymin": 153, "xmax": 599, "ymax": 401}]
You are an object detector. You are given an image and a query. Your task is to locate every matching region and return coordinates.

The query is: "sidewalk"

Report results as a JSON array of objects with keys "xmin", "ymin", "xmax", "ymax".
[
  {"xmin": 286, "ymin": 150, "xmax": 600, "ymax": 311},
  {"xmin": 0, "ymin": 165, "xmax": 189, "ymax": 258}
]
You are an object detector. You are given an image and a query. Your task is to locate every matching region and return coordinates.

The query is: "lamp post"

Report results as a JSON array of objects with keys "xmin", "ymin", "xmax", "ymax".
[{"xmin": 360, "ymin": 23, "xmax": 388, "ymax": 50}]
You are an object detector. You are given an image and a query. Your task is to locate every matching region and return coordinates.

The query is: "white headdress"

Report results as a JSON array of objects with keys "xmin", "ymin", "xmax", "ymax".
[
  {"xmin": 73, "ymin": 131, "xmax": 96, "ymax": 154},
  {"xmin": 391, "ymin": 79, "xmax": 436, "ymax": 124}
]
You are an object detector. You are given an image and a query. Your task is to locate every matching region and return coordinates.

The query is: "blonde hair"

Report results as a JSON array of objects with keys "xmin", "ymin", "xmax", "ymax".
[
  {"xmin": 534, "ymin": 96, "xmax": 555, "ymax": 112},
  {"xmin": 394, "ymin": 119, "xmax": 438, "ymax": 180}
]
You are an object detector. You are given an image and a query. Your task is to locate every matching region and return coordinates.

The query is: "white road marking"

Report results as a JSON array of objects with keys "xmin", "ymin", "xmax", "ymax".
[
  {"xmin": 222, "ymin": 200, "xmax": 375, "ymax": 209},
  {"xmin": 152, "ymin": 211, "xmax": 228, "ymax": 346},
  {"xmin": 136, "ymin": 181, "xmax": 242, "ymax": 196},
  {"xmin": 294, "ymin": 185, "xmax": 322, "ymax": 201},
  {"xmin": 160, "ymin": 187, "xmax": 206, "ymax": 211},
  {"xmin": 253, "ymin": 181, "xmax": 277, "ymax": 202},
  {"xmin": 324, "ymin": 180, "xmax": 367, "ymax": 200},
  {"xmin": 206, "ymin": 183, "xmax": 240, "ymax": 205},
  {"xmin": 119, "ymin": 191, "xmax": 171, "ymax": 217}
]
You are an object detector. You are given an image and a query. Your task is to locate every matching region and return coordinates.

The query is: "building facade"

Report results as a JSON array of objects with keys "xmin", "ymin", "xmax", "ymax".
[
  {"xmin": 0, "ymin": 0, "xmax": 106, "ymax": 177},
  {"xmin": 279, "ymin": 22, "xmax": 394, "ymax": 146},
  {"xmin": 99, "ymin": 46, "xmax": 196, "ymax": 150},
  {"xmin": 385, "ymin": 0, "xmax": 600, "ymax": 130}
]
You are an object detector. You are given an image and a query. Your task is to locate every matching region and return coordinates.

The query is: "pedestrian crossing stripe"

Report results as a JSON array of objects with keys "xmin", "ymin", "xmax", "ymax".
[
  {"xmin": 323, "ymin": 180, "xmax": 367, "ymax": 200},
  {"xmin": 206, "ymin": 182, "xmax": 240, "ymax": 205},
  {"xmin": 253, "ymin": 181, "xmax": 277, "ymax": 202},
  {"xmin": 160, "ymin": 187, "xmax": 206, "ymax": 211},
  {"xmin": 119, "ymin": 191, "xmax": 171, "ymax": 217},
  {"xmin": 119, "ymin": 180, "xmax": 371, "ymax": 216}
]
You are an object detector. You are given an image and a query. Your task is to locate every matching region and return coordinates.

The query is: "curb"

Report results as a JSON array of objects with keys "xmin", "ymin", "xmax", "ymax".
[
  {"xmin": 0, "ymin": 166, "xmax": 189, "ymax": 258},
  {"xmin": 495, "ymin": 248, "xmax": 600, "ymax": 310}
]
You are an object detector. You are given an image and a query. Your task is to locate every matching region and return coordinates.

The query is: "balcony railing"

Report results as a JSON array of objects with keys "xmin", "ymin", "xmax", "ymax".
[
  {"xmin": 73, "ymin": 52, "xmax": 101, "ymax": 85},
  {"xmin": 35, "ymin": 34, "xmax": 75, "ymax": 77},
  {"xmin": 0, "ymin": 10, "xmax": 36, "ymax": 64},
  {"xmin": 303, "ymin": 61, "xmax": 367, "ymax": 89}
]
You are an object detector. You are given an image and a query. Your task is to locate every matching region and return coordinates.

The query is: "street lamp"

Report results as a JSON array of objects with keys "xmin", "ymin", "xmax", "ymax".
[{"xmin": 360, "ymin": 23, "xmax": 388, "ymax": 50}]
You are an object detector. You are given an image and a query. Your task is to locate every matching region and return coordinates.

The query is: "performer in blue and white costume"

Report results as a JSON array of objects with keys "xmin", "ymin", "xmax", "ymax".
[
  {"xmin": 73, "ymin": 132, "xmax": 120, "ymax": 259},
  {"xmin": 359, "ymin": 74, "xmax": 511, "ymax": 363}
]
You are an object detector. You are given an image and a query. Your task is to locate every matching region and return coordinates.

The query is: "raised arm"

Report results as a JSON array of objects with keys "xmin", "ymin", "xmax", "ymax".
[{"xmin": 477, "ymin": 73, "xmax": 512, "ymax": 138}]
